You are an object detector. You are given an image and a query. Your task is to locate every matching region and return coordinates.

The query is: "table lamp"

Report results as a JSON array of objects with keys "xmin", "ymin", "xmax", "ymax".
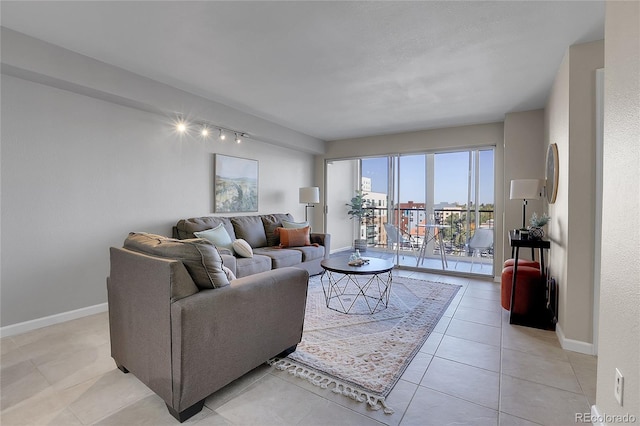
[
  {"xmin": 299, "ymin": 187, "xmax": 320, "ymax": 221},
  {"xmin": 510, "ymin": 179, "xmax": 541, "ymax": 229}
]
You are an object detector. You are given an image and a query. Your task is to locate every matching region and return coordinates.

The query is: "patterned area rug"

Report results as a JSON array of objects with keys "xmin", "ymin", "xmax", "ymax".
[{"xmin": 271, "ymin": 274, "xmax": 461, "ymax": 414}]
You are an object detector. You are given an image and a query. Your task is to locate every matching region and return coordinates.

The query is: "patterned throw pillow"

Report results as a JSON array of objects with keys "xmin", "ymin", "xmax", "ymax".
[
  {"xmin": 232, "ymin": 239, "xmax": 253, "ymax": 258},
  {"xmin": 277, "ymin": 226, "xmax": 311, "ymax": 248}
]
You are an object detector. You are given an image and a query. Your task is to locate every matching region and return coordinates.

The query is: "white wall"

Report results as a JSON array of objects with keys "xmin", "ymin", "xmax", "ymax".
[
  {"xmin": 325, "ymin": 159, "xmax": 359, "ymax": 252},
  {"xmin": 502, "ymin": 110, "xmax": 545, "ymax": 263},
  {"xmin": 0, "ymin": 30, "xmax": 323, "ymax": 328},
  {"xmin": 596, "ymin": 0, "xmax": 639, "ymax": 418},
  {"xmin": 545, "ymin": 40, "xmax": 604, "ymax": 350}
]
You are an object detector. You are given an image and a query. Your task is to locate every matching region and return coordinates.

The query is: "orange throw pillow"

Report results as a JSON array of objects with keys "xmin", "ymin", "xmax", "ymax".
[{"xmin": 278, "ymin": 226, "xmax": 311, "ymax": 248}]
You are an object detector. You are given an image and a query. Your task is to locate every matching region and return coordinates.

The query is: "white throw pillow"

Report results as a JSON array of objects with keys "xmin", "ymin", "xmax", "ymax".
[
  {"xmin": 222, "ymin": 265, "xmax": 237, "ymax": 281},
  {"xmin": 194, "ymin": 224, "xmax": 235, "ymax": 255},
  {"xmin": 232, "ymin": 239, "xmax": 253, "ymax": 258}
]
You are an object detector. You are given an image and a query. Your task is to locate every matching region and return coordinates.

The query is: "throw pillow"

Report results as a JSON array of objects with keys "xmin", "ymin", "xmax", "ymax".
[
  {"xmin": 222, "ymin": 265, "xmax": 236, "ymax": 281},
  {"xmin": 278, "ymin": 226, "xmax": 311, "ymax": 248},
  {"xmin": 262, "ymin": 214, "xmax": 294, "ymax": 247},
  {"xmin": 232, "ymin": 239, "xmax": 254, "ymax": 258},
  {"xmin": 124, "ymin": 232, "xmax": 230, "ymax": 289},
  {"xmin": 231, "ymin": 216, "xmax": 268, "ymax": 248},
  {"xmin": 194, "ymin": 224, "xmax": 235, "ymax": 255},
  {"xmin": 282, "ymin": 220, "xmax": 310, "ymax": 230}
]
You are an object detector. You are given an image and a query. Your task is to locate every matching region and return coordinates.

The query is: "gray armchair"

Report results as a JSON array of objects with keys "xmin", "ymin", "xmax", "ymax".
[{"xmin": 107, "ymin": 247, "xmax": 309, "ymax": 422}]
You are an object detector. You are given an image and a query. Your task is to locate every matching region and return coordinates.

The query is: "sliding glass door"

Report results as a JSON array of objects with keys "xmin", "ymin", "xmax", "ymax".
[{"xmin": 325, "ymin": 148, "xmax": 495, "ymax": 276}]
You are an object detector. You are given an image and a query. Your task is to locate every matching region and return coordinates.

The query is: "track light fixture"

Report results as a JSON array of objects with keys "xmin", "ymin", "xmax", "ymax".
[{"xmin": 173, "ymin": 116, "xmax": 249, "ymax": 143}]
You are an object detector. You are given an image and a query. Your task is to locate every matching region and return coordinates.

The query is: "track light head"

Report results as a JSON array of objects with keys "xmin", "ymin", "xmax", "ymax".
[{"xmin": 172, "ymin": 116, "xmax": 247, "ymax": 143}]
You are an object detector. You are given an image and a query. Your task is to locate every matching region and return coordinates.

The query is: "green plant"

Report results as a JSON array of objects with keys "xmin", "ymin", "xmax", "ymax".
[
  {"xmin": 346, "ymin": 190, "xmax": 371, "ymax": 224},
  {"xmin": 529, "ymin": 212, "xmax": 550, "ymax": 227}
]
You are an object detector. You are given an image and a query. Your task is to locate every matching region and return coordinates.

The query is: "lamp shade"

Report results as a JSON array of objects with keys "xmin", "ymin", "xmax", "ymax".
[
  {"xmin": 299, "ymin": 187, "xmax": 320, "ymax": 204},
  {"xmin": 510, "ymin": 179, "xmax": 541, "ymax": 200}
]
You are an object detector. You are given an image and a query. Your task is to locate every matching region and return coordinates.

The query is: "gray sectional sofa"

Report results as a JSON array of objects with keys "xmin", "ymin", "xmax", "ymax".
[
  {"xmin": 107, "ymin": 213, "xmax": 329, "ymax": 422},
  {"xmin": 173, "ymin": 213, "xmax": 331, "ymax": 277}
]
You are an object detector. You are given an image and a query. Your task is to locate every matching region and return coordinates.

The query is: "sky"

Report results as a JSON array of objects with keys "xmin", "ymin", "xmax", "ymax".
[{"xmin": 362, "ymin": 150, "xmax": 494, "ymax": 205}]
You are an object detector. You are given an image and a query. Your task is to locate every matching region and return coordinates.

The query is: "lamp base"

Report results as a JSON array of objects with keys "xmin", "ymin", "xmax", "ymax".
[{"xmin": 304, "ymin": 204, "xmax": 314, "ymax": 222}]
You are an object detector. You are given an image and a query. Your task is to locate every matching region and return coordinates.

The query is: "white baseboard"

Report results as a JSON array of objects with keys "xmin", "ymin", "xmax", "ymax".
[
  {"xmin": 556, "ymin": 324, "xmax": 596, "ymax": 355},
  {"xmin": 0, "ymin": 303, "xmax": 108, "ymax": 338},
  {"xmin": 330, "ymin": 246, "xmax": 353, "ymax": 254}
]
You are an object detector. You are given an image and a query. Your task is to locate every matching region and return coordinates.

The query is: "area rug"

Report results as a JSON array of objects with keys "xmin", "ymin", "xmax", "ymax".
[{"xmin": 270, "ymin": 274, "xmax": 461, "ymax": 414}]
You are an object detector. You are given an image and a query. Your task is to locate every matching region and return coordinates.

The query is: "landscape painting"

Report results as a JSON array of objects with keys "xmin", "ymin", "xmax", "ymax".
[{"xmin": 214, "ymin": 154, "xmax": 258, "ymax": 213}]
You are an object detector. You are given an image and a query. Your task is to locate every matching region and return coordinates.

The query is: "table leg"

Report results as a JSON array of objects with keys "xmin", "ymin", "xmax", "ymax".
[
  {"xmin": 438, "ymin": 232, "xmax": 448, "ymax": 269},
  {"xmin": 323, "ymin": 270, "xmax": 393, "ymax": 314},
  {"xmin": 416, "ymin": 230, "xmax": 428, "ymax": 266},
  {"xmin": 509, "ymin": 247, "xmax": 520, "ymax": 324}
]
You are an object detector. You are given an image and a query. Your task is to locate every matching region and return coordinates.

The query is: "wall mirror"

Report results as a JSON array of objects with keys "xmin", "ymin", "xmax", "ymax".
[{"xmin": 546, "ymin": 143, "xmax": 559, "ymax": 204}]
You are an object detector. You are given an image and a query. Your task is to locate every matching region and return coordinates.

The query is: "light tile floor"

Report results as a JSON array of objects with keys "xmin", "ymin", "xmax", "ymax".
[
  {"xmin": 1, "ymin": 271, "xmax": 597, "ymax": 425},
  {"xmin": 363, "ymin": 248, "xmax": 494, "ymax": 276}
]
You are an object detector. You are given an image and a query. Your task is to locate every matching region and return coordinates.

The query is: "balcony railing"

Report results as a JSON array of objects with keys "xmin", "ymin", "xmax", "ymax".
[{"xmin": 360, "ymin": 207, "xmax": 495, "ymax": 259}]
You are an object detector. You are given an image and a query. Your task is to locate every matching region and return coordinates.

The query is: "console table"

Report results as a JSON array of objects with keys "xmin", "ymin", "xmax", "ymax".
[{"xmin": 508, "ymin": 230, "xmax": 553, "ymax": 329}]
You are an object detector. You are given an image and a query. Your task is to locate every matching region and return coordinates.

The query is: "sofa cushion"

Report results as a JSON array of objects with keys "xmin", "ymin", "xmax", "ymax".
[
  {"xmin": 277, "ymin": 226, "xmax": 311, "ymax": 248},
  {"xmin": 261, "ymin": 213, "xmax": 294, "ymax": 247},
  {"xmin": 231, "ymin": 216, "xmax": 267, "ymax": 248},
  {"xmin": 253, "ymin": 247, "xmax": 303, "ymax": 269},
  {"xmin": 124, "ymin": 232, "xmax": 230, "ymax": 289},
  {"xmin": 288, "ymin": 245, "xmax": 325, "ymax": 262},
  {"xmin": 232, "ymin": 239, "xmax": 253, "ymax": 258},
  {"xmin": 235, "ymin": 255, "xmax": 272, "ymax": 278},
  {"xmin": 194, "ymin": 224, "xmax": 235, "ymax": 255},
  {"xmin": 175, "ymin": 216, "xmax": 236, "ymax": 240}
]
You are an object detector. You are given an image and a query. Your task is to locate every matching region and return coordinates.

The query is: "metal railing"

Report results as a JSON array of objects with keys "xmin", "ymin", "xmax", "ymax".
[{"xmin": 361, "ymin": 206, "xmax": 495, "ymax": 258}]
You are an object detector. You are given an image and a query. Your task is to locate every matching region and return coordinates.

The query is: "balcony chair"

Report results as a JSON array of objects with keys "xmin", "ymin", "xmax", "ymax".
[
  {"xmin": 455, "ymin": 228, "xmax": 494, "ymax": 272},
  {"xmin": 384, "ymin": 223, "xmax": 417, "ymax": 258}
]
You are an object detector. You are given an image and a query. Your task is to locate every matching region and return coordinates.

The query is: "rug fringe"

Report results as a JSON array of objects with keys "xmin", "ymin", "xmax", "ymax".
[{"xmin": 268, "ymin": 358, "xmax": 395, "ymax": 414}]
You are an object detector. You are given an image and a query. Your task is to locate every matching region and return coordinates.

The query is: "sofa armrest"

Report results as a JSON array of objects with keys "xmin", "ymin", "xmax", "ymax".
[
  {"xmin": 170, "ymin": 267, "xmax": 309, "ymax": 411},
  {"xmin": 107, "ymin": 247, "xmax": 199, "ymax": 406},
  {"xmin": 310, "ymin": 233, "xmax": 331, "ymax": 259}
]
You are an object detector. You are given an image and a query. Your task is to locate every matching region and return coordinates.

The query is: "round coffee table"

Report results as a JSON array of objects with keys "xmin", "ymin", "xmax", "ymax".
[{"xmin": 320, "ymin": 257, "xmax": 394, "ymax": 314}]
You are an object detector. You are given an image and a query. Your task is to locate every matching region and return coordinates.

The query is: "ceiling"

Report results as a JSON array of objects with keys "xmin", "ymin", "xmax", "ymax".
[{"xmin": 1, "ymin": 1, "xmax": 604, "ymax": 141}]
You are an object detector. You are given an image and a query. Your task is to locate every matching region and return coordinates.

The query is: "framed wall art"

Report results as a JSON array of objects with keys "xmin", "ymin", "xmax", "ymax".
[{"xmin": 214, "ymin": 154, "xmax": 258, "ymax": 213}]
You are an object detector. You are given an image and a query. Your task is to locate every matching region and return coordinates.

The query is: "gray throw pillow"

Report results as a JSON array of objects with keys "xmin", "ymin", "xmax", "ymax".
[
  {"xmin": 231, "ymin": 216, "xmax": 268, "ymax": 248},
  {"xmin": 261, "ymin": 213, "xmax": 294, "ymax": 247},
  {"xmin": 124, "ymin": 232, "xmax": 230, "ymax": 289}
]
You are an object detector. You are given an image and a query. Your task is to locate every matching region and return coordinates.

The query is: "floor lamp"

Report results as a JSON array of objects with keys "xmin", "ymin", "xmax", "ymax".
[
  {"xmin": 299, "ymin": 187, "xmax": 320, "ymax": 222},
  {"xmin": 510, "ymin": 179, "xmax": 541, "ymax": 229}
]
